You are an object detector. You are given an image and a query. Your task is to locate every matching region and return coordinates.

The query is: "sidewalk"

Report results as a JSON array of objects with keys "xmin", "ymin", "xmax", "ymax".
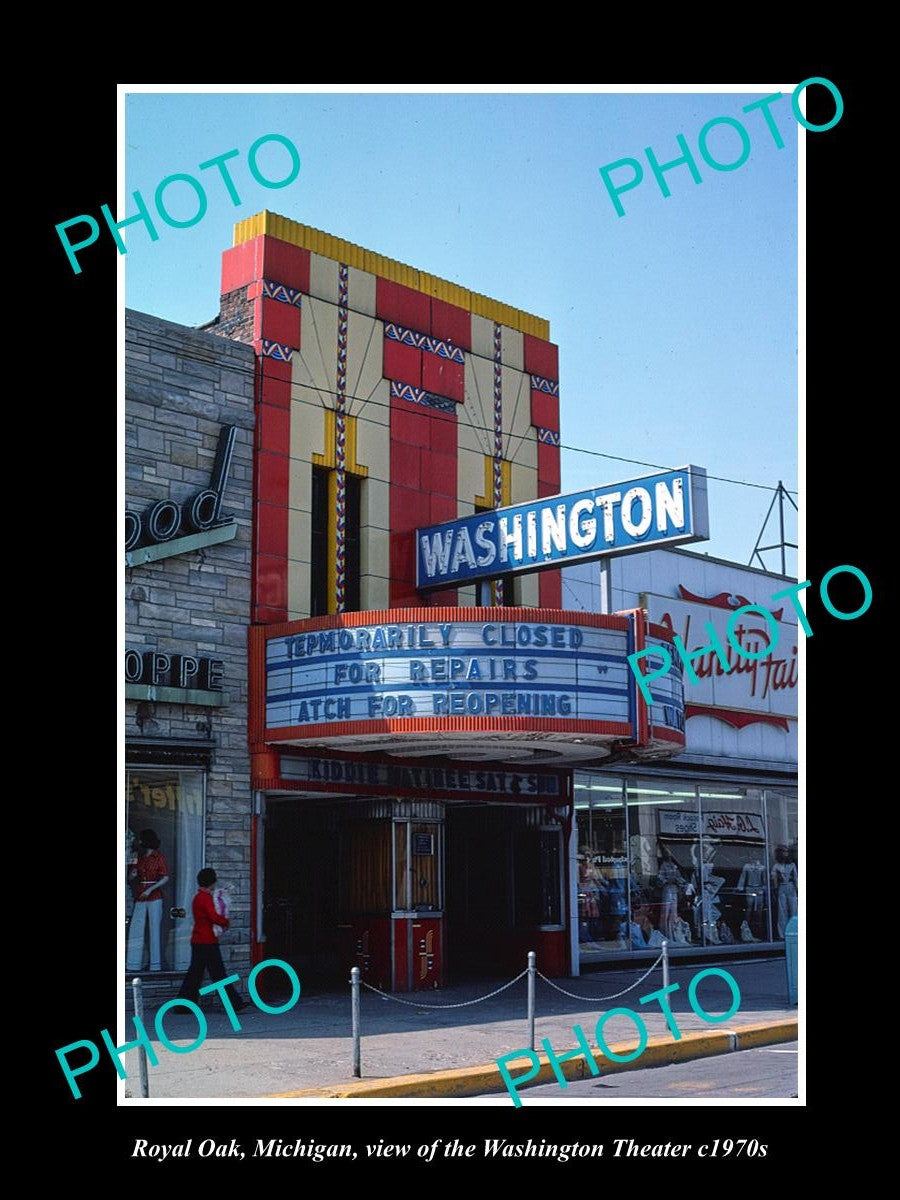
[{"xmin": 126, "ymin": 956, "xmax": 797, "ymax": 1099}]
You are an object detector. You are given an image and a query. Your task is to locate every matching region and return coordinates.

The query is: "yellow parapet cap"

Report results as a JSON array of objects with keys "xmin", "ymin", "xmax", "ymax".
[{"xmin": 233, "ymin": 211, "xmax": 551, "ymax": 341}]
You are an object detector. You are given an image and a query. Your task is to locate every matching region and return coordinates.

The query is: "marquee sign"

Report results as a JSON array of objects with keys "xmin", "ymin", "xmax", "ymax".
[
  {"xmin": 416, "ymin": 466, "xmax": 709, "ymax": 590},
  {"xmin": 250, "ymin": 608, "xmax": 686, "ymax": 765}
]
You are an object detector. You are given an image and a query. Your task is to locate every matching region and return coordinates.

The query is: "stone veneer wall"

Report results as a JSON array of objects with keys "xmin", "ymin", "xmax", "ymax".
[{"xmin": 125, "ymin": 309, "xmax": 256, "ymax": 979}]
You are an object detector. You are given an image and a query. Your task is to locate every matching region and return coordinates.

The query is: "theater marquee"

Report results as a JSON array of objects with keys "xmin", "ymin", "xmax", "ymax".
[{"xmin": 249, "ymin": 608, "xmax": 685, "ymax": 766}]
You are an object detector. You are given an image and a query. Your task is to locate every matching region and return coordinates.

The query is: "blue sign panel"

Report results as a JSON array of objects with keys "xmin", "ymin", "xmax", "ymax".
[{"xmin": 416, "ymin": 466, "xmax": 709, "ymax": 590}]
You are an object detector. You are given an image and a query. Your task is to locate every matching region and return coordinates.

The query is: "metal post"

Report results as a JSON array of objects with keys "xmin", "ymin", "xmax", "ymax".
[
  {"xmin": 661, "ymin": 940, "xmax": 670, "ymax": 992},
  {"xmin": 527, "ymin": 951, "xmax": 536, "ymax": 1052},
  {"xmin": 131, "ymin": 977, "xmax": 150, "ymax": 1098},
  {"xmin": 351, "ymin": 966, "xmax": 361, "ymax": 1078}
]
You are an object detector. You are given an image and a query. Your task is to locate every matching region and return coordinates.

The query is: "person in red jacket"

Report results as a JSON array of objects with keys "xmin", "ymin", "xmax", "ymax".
[{"xmin": 176, "ymin": 868, "xmax": 247, "ymax": 1012}]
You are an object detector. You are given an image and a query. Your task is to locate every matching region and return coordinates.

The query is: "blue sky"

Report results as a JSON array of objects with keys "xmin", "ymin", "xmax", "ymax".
[{"xmin": 124, "ymin": 88, "xmax": 798, "ymax": 570}]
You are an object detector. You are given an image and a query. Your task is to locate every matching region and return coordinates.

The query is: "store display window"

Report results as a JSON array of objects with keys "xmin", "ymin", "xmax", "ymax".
[
  {"xmin": 628, "ymin": 778, "xmax": 699, "ymax": 950},
  {"xmin": 575, "ymin": 771, "xmax": 798, "ymax": 958},
  {"xmin": 766, "ymin": 788, "xmax": 798, "ymax": 939},
  {"xmin": 125, "ymin": 769, "xmax": 205, "ymax": 972},
  {"xmin": 576, "ymin": 775, "xmax": 628, "ymax": 952}
]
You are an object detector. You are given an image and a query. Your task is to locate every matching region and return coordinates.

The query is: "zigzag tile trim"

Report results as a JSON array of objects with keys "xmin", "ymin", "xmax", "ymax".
[
  {"xmin": 390, "ymin": 380, "xmax": 457, "ymax": 413},
  {"xmin": 263, "ymin": 279, "xmax": 303, "ymax": 307},
  {"xmin": 385, "ymin": 322, "xmax": 465, "ymax": 363},
  {"xmin": 261, "ymin": 340, "xmax": 293, "ymax": 361},
  {"xmin": 531, "ymin": 373, "xmax": 559, "ymax": 395},
  {"xmin": 537, "ymin": 427, "xmax": 561, "ymax": 445}
]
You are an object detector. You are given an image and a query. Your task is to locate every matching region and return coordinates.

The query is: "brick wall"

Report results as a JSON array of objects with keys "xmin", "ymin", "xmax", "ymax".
[{"xmin": 125, "ymin": 309, "xmax": 255, "ymax": 979}]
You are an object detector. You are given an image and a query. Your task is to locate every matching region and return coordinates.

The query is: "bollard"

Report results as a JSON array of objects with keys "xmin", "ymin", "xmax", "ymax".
[
  {"xmin": 661, "ymin": 939, "xmax": 670, "ymax": 992},
  {"xmin": 527, "ymin": 951, "xmax": 536, "ymax": 1052},
  {"xmin": 784, "ymin": 916, "xmax": 798, "ymax": 1006},
  {"xmin": 131, "ymin": 977, "xmax": 150, "ymax": 1098},
  {"xmin": 350, "ymin": 966, "xmax": 361, "ymax": 1078}
]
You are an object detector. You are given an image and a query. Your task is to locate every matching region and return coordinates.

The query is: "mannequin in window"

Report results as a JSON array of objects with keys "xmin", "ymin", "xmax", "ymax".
[
  {"xmin": 690, "ymin": 842, "xmax": 725, "ymax": 945},
  {"xmin": 772, "ymin": 845, "xmax": 798, "ymax": 938},
  {"xmin": 737, "ymin": 855, "xmax": 766, "ymax": 942},
  {"xmin": 656, "ymin": 844, "xmax": 686, "ymax": 940},
  {"xmin": 125, "ymin": 829, "xmax": 169, "ymax": 973}
]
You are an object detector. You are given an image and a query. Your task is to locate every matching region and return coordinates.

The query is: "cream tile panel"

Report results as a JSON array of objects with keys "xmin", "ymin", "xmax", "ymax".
[
  {"xmin": 457, "ymin": 585, "xmax": 477, "ymax": 608},
  {"xmin": 361, "ymin": 574, "xmax": 390, "ymax": 610},
  {"xmin": 364, "ymin": 377, "xmax": 391, "ymax": 427},
  {"xmin": 518, "ymin": 571, "xmax": 540, "ymax": 608},
  {"xmin": 288, "ymin": 509, "xmax": 312, "ymax": 563},
  {"xmin": 298, "ymin": 296, "xmax": 339, "ymax": 403},
  {"xmin": 347, "ymin": 311, "xmax": 385, "ymax": 415},
  {"xmin": 502, "ymin": 366, "xmax": 532, "ymax": 441},
  {"xmin": 348, "ymin": 266, "xmax": 377, "ymax": 317},
  {"xmin": 363, "ymin": 478, "xmax": 391, "ymax": 532},
  {"xmin": 501, "ymin": 326, "xmax": 524, "ymax": 371},
  {"xmin": 287, "ymin": 558, "xmax": 312, "ymax": 622},
  {"xmin": 508, "ymin": 428, "xmax": 538, "ymax": 471},
  {"xmin": 308, "ymin": 252, "xmax": 340, "ymax": 306},
  {"xmin": 361, "ymin": 528, "xmax": 391, "ymax": 578},
  {"xmin": 290, "ymin": 398, "xmax": 326, "ymax": 462},
  {"xmin": 510, "ymin": 462, "xmax": 538, "ymax": 505},
  {"xmin": 470, "ymin": 313, "xmax": 495, "ymax": 361},
  {"xmin": 289, "ymin": 454, "xmax": 313, "ymax": 513},
  {"xmin": 356, "ymin": 407, "xmax": 391, "ymax": 481},
  {"xmin": 459, "ymin": 447, "xmax": 486, "ymax": 506}
]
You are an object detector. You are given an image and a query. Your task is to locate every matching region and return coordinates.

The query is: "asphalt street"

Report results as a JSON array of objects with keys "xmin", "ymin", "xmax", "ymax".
[{"xmin": 511, "ymin": 1043, "xmax": 799, "ymax": 1100}]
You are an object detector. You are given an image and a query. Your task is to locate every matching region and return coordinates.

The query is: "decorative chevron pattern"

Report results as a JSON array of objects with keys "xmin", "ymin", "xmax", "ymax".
[
  {"xmin": 261, "ymin": 340, "xmax": 293, "ymax": 361},
  {"xmin": 384, "ymin": 322, "xmax": 465, "ymax": 363},
  {"xmin": 531, "ymin": 373, "xmax": 559, "ymax": 395},
  {"xmin": 492, "ymin": 323, "xmax": 504, "ymax": 604},
  {"xmin": 335, "ymin": 263, "xmax": 349, "ymax": 613},
  {"xmin": 537, "ymin": 427, "xmax": 561, "ymax": 445},
  {"xmin": 390, "ymin": 380, "xmax": 456, "ymax": 412},
  {"xmin": 263, "ymin": 279, "xmax": 303, "ymax": 307}
]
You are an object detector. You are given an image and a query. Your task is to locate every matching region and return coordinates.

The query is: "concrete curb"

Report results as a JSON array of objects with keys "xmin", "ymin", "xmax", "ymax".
[{"xmin": 269, "ymin": 1017, "xmax": 798, "ymax": 1099}]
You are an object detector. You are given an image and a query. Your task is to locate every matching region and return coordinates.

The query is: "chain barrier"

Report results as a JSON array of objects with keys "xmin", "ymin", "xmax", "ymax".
[
  {"xmin": 535, "ymin": 951, "xmax": 664, "ymax": 1003},
  {"xmin": 360, "ymin": 969, "xmax": 528, "ymax": 1009}
]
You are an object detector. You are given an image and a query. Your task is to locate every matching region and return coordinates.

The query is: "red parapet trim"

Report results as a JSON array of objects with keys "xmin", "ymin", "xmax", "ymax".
[
  {"xmin": 685, "ymin": 703, "xmax": 790, "ymax": 732},
  {"xmin": 248, "ymin": 626, "xmax": 269, "ymax": 746},
  {"xmin": 677, "ymin": 586, "xmax": 784, "ymax": 622},
  {"xmin": 258, "ymin": 606, "xmax": 631, "ymax": 640},
  {"xmin": 650, "ymin": 726, "xmax": 686, "ymax": 744},
  {"xmin": 263, "ymin": 717, "xmax": 634, "ymax": 742},
  {"xmin": 646, "ymin": 621, "xmax": 678, "ymax": 644}
]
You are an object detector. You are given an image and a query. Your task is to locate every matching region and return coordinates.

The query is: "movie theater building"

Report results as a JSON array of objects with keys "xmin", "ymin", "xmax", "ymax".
[
  {"xmin": 208, "ymin": 212, "xmax": 694, "ymax": 991},
  {"xmin": 565, "ymin": 549, "xmax": 798, "ymax": 967},
  {"xmin": 125, "ymin": 311, "xmax": 255, "ymax": 986}
]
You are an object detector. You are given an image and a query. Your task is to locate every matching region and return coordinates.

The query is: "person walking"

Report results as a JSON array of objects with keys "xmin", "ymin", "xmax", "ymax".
[{"xmin": 177, "ymin": 868, "xmax": 247, "ymax": 1012}]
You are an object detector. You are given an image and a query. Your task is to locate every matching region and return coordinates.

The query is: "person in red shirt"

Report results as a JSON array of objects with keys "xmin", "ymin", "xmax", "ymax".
[{"xmin": 176, "ymin": 868, "xmax": 247, "ymax": 1012}]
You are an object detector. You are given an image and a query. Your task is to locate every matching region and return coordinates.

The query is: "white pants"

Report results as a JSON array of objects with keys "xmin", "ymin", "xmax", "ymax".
[{"xmin": 126, "ymin": 898, "xmax": 163, "ymax": 971}]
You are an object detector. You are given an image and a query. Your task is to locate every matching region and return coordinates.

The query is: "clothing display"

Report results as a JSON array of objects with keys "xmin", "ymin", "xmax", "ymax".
[
  {"xmin": 670, "ymin": 917, "xmax": 692, "ymax": 945},
  {"xmin": 126, "ymin": 898, "xmax": 163, "ymax": 972},
  {"xmin": 656, "ymin": 858, "xmax": 685, "ymax": 940},
  {"xmin": 126, "ymin": 844, "xmax": 169, "ymax": 972},
  {"xmin": 738, "ymin": 859, "xmax": 766, "ymax": 921},
  {"xmin": 773, "ymin": 859, "xmax": 798, "ymax": 937},
  {"xmin": 740, "ymin": 919, "xmax": 759, "ymax": 943}
]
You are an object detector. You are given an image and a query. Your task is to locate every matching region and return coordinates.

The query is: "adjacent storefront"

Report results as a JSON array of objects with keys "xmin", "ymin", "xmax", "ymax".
[
  {"xmin": 566, "ymin": 548, "xmax": 798, "ymax": 964},
  {"xmin": 124, "ymin": 311, "xmax": 255, "ymax": 983}
]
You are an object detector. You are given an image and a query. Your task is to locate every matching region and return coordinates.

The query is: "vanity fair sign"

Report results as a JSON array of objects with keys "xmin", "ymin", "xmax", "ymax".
[
  {"xmin": 249, "ymin": 608, "xmax": 686, "ymax": 764},
  {"xmin": 416, "ymin": 466, "xmax": 709, "ymax": 590}
]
